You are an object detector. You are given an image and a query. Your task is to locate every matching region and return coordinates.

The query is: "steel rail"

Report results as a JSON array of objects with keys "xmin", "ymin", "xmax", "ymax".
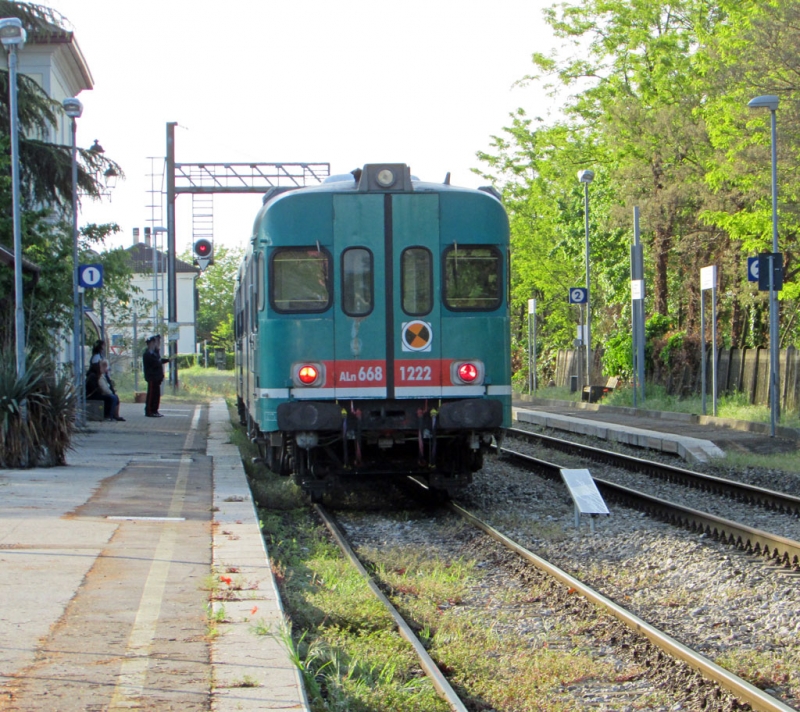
[
  {"xmin": 314, "ymin": 504, "xmax": 468, "ymax": 712},
  {"xmin": 500, "ymin": 446, "xmax": 800, "ymax": 568},
  {"xmin": 506, "ymin": 427, "xmax": 800, "ymax": 515},
  {"xmin": 447, "ymin": 500, "xmax": 797, "ymax": 712}
]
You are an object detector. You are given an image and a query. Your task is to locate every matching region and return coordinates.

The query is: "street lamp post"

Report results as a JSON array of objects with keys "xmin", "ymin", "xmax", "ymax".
[
  {"xmin": 748, "ymin": 95, "xmax": 780, "ymax": 437},
  {"xmin": 578, "ymin": 169, "xmax": 594, "ymax": 385},
  {"xmin": 151, "ymin": 226, "xmax": 169, "ymax": 391},
  {"xmin": 1, "ymin": 17, "xmax": 27, "ymax": 378},
  {"xmin": 62, "ymin": 96, "xmax": 85, "ymax": 425}
]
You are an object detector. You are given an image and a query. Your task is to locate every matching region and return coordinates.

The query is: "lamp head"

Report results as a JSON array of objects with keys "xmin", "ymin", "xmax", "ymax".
[
  {"xmin": 0, "ymin": 18, "xmax": 26, "ymax": 47},
  {"xmin": 62, "ymin": 97, "xmax": 84, "ymax": 119},
  {"xmin": 748, "ymin": 95, "xmax": 779, "ymax": 111},
  {"xmin": 103, "ymin": 166, "xmax": 119, "ymax": 190},
  {"xmin": 577, "ymin": 169, "xmax": 595, "ymax": 184}
]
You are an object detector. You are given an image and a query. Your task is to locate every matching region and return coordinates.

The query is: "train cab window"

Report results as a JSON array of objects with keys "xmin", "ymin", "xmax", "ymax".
[
  {"xmin": 271, "ymin": 247, "xmax": 332, "ymax": 313},
  {"xmin": 443, "ymin": 245, "xmax": 502, "ymax": 311},
  {"xmin": 342, "ymin": 248, "xmax": 373, "ymax": 316},
  {"xmin": 401, "ymin": 247, "xmax": 433, "ymax": 316}
]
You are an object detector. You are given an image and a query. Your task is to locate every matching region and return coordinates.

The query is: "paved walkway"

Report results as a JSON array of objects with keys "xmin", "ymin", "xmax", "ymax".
[{"xmin": 0, "ymin": 399, "xmax": 308, "ymax": 711}]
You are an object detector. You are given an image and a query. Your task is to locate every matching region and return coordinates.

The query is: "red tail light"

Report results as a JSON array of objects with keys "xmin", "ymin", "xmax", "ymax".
[
  {"xmin": 457, "ymin": 363, "xmax": 479, "ymax": 383},
  {"xmin": 298, "ymin": 365, "xmax": 319, "ymax": 385}
]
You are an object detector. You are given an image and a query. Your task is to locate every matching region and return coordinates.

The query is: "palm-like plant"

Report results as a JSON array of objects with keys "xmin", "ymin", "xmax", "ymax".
[{"xmin": 0, "ymin": 350, "xmax": 76, "ymax": 467}]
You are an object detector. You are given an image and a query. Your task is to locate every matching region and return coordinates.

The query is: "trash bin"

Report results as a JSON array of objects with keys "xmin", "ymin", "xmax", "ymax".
[{"xmin": 570, "ymin": 375, "xmax": 578, "ymax": 393}]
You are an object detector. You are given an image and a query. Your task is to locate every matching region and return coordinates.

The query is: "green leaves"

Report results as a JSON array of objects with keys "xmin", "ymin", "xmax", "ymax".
[
  {"xmin": 186, "ymin": 244, "xmax": 244, "ymax": 348},
  {"xmin": 481, "ymin": 0, "xmax": 800, "ymax": 374}
]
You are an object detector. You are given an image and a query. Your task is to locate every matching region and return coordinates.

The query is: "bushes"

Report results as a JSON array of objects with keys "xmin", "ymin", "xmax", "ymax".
[{"xmin": 0, "ymin": 351, "xmax": 76, "ymax": 468}]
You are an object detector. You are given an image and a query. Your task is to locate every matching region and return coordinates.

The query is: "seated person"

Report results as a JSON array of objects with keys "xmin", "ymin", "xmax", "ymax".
[
  {"xmin": 99, "ymin": 359, "xmax": 125, "ymax": 421},
  {"xmin": 86, "ymin": 362, "xmax": 124, "ymax": 422}
]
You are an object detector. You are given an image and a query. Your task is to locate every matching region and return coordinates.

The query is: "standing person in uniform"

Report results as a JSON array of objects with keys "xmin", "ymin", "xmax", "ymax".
[{"xmin": 143, "ymin": 336, "xmax": 168, "ymax": 417}]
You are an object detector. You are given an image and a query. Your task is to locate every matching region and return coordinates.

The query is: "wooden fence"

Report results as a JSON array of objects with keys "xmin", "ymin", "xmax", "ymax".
[{"xmin": 554, "ymin": 346, "xmax": 800, "ymax": 413}]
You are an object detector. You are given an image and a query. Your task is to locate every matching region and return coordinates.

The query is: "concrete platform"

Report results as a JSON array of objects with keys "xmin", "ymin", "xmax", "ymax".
[
  {"xmin": 513, "ymin": 406, "xmax": 727, "ymax": 463},
  {"xmin": 0, "ymin": 398, "xmax": 308, "ymax": 711}
]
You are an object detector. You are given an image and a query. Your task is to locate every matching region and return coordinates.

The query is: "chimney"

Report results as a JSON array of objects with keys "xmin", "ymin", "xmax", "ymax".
[
  {"xmin": 132, "ymin": 227, "xmax": 140, "ymax": 245},
  {"xmin": 144, "ymin": 226, "xmax": 151, "ymax": 247}
]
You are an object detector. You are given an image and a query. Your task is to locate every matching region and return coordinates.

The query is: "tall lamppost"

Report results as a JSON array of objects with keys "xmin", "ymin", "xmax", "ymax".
[
  {"xmin": 578, "ymin": 169, "xmax": 594, "ymax": 385},
  {"xmin": 748, "ymin": 95, "xmax": 780, "ymax": 436},
  {"xmin": 1, "ymin": 17, "xmax": 27, "ymax": 377},
  {"xmin": 63, "ymin": 97, "xmax": 84, "ymax": 424}
]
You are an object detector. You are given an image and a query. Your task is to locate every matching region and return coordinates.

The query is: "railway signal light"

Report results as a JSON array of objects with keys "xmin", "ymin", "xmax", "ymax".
[{"xmin": 193, "ymin": 239, "xmax": 213, "ymax": 270}]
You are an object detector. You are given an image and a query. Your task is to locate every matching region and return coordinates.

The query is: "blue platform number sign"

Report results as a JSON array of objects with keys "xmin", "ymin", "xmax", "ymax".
[
  {"xmin": 747, "ymin": 256, "xmax": 759, "ymax": 283},
  {"xmin": 568, "ymin": 287, "xmax": 588, "ymax": 304},
  {"xmin": 79, "ymin": 263, "xmax": 104, "ymax": 289}
]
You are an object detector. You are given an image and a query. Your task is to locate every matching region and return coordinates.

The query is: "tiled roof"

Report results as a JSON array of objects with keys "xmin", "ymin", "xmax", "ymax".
[{"xmin": 126, "ymin": 243, "xmax": 199, "ymax": 274}]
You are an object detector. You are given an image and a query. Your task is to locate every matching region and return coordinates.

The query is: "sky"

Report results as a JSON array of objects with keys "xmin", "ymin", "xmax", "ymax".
[{"xmin": 46, "ymin": 0, "xmax": 561, "ymax": 256}]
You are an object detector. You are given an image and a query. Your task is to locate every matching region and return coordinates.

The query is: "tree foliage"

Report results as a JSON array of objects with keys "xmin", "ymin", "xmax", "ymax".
[
  {"xmin": 183, "ymin": 244, "xmax": 243, "ymax": 349},
  {"xmin": 0, "ymin": 2, "xmax": 130, "ymax": 359},
  {"xmin": 479, "ymin": 0, "xmax": 800, "ymax": 384}
]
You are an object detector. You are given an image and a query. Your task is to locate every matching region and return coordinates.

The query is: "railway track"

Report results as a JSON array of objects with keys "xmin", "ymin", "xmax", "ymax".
[
  {"xmin": 501, "ymin": 430, "xmax": 800, "ymax": 570},
  {"xmin": 506, "ymin": 427, "xmax": 800, "ymax": 516},
  {"xmin": 319, "ymin": 493, "xmax": 797, "ymax": 712}
]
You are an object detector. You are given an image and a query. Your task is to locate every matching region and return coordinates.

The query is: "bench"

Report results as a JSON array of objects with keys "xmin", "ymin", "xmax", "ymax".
[
  {"xmin": 582, "ymin": 376, "xmax": 619, "ymax": 403},
  {"xmin": 84, "ymin": 399, "xmax": 105, "ymax": 422}
]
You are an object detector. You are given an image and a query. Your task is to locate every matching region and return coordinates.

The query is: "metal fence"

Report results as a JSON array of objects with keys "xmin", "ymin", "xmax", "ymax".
[{"xmin": 554, "ymin": 346, "xmax": 800, "ymax": 413}]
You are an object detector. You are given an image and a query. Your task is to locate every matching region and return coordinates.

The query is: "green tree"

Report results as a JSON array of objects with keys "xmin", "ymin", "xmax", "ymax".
[
  {"xmin": 698, "ymin": 0, "xmax": 800, "ymax": 346},
  {"xmin": 186, "ymin": 244, "xmax": 243, "ymax": 348},
  {"xmin": 479, "ymin": 0, "xmax": 800, "ymax": 381}
]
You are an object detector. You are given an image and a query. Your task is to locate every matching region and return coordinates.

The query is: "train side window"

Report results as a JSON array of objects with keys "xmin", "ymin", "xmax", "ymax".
[
  {"xmin": 256, "ymin": 252, "xmax": 265, "ymax": 312},
  {"xmin": 401, "ymin": 247, "xmax": 432, "ymax": 316},
  {"xmin": 342, "ymin": 247, "xmax": 373, "ymax": 317},
  {"xmin": 443, "ymin": 245, "xmax": 502, "ymax": 311},
  {"xmin": 271, "ymin": 247, "xmax": 332, "ymax": 313}
]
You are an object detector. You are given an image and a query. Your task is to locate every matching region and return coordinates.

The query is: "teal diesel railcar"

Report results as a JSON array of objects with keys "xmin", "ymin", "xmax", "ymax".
[{"xmin": 235, "ymin": 163, "xmax": 511, "ymax": 499}]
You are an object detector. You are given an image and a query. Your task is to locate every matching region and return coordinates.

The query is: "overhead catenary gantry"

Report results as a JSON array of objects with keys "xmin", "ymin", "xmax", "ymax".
[
  {"xmin": 174, "ymin": 161, "xmax": 331, "ymax": 194},
  {"xmin": 164, "ymin": 121, "xmax": 330, "ymax": 390}
]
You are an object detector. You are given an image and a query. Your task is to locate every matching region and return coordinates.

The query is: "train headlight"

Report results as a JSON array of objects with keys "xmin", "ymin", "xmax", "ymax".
[
  {"xmin": 452, "ymin": 360, "xmax": 484, "ymax": 385},
  {"xmin": 292, "ymin": 362, "xmax": 325, "ymax": 387},
  {"xmin": 376, "ymin": 168, "xmax": 396, "ymax": 188}
]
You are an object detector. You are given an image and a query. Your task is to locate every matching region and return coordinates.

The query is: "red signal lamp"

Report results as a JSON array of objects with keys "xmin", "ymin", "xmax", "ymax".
[{"xmin": 194, "ymin": 239, "xmax": 213, "ymax": 258}]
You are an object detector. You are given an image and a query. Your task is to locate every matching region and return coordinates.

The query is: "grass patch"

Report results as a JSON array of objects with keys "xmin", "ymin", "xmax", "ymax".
[
  {"xmin": 532, "ymin": 382, "xmax": 800, "ymax": 430},
  {"xmin": 228, "ymin": 414, "xmax": 450, "ymax": 711},
  {"xmin": 110, "ymin": 365, "xmax": 235, "ymax": 404},
  {"xmin": 259, "ymin": 506, "xmax": 451, "ymax": 711},
  {"xmin": 716, "ymin": 648, "xmax": 800, "ymax": 700}
]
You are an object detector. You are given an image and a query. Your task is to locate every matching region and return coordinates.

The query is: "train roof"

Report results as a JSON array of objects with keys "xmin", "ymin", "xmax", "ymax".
[
  {"xmin": 272, "ymin": 164, "xmax": 499, "ymax": 200},
  {"xmin": 250, "ymin": 163, "xmax": 502, "ymax": 239}
]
